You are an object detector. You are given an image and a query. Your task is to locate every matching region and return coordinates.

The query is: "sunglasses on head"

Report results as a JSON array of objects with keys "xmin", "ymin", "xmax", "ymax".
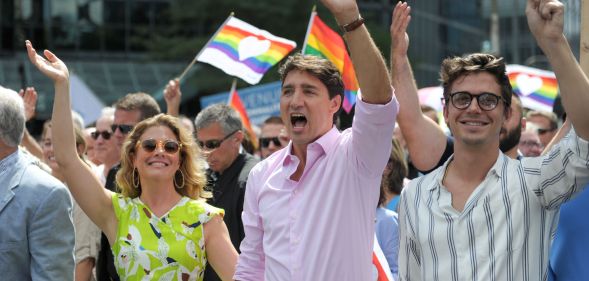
[
  {"xmin": 111, "ymin": 124, "xmax": 134, "ymax": 135},
  {"xmin": 91, "ymin": 130, "xmax": 112, "ymax": 140},
  {"xmin": 197, "ymin": 130, "xmax": 238, "ymax": 150},
  {"xmin": 136, "ymin": 139, "xmax": 182, "ymax": 154},
  {"xmin": 259, "ymin": 137, "xmax": 282, "ymax": 148}
]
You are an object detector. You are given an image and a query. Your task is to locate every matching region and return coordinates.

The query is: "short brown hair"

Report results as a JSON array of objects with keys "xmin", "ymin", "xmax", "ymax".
[
  {"xmin": 114, "ymin": 92, "xmax": 161, "ymax": 121},
  {"xmin": 116, "ymin": 114, "xmax": 209, "ymax": 199},
  {"xmin": 379, "ymin": 138, "xmax": 408, "ymax": 206},
  {"xmin": 279, "ymin": 53, "xmax": 344, "ymax": 122},
  {"xmin": 440, "ymin": 53, "xmax": 512, "ymax": 114}
]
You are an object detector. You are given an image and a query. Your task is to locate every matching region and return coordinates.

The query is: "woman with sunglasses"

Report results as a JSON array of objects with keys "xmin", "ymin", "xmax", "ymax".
[
  {"xmin": 41, "ymin": 121, "xmax": 102, "ymax": 281},
  {"xmin": 26, "ymin": 41, "xmax": 238, "ymax": 280}
]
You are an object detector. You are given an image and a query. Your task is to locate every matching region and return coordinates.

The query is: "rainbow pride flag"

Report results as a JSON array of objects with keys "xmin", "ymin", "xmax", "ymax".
[
  {"xmin": 197, "ymin": 16, "xmax": 297, "ymax": 85},
  {"xmin": 302, "ymin": 12, "xmax": 359, "ymax": 113},
  {"xmin": 506, "ymin": 64, "xmax": 559, "ymax": 112},
  {"xmin": 228, "ymin": 79, "xmax": 258, "ymax": 149}
]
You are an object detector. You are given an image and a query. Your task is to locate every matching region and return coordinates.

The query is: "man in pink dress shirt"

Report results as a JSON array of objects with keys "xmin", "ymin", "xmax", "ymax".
[{"xmin": 233, "ymin": 0, "xmax": 399, "ymax": 280}]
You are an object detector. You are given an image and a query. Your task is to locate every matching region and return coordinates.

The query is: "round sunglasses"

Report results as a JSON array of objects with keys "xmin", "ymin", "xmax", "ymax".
[{"xmin": 136, "ymin": 139, "xmax": 182, "ymax": 154}]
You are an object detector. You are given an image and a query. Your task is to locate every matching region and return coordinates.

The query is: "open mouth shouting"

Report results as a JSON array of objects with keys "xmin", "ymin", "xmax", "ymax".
[{"xmin": 290, "ymin": 113, "xmax": 307, "ymax": 133}]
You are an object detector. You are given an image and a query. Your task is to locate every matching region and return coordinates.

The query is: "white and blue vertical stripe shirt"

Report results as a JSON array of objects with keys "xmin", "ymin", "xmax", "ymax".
[{"xmin": 398, "ymin": 129, "xmax": 589, "ymax": 281}]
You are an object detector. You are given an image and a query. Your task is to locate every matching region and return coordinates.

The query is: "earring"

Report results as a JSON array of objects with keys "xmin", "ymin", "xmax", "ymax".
[
  {"xmin": 174, "ymin": 169, "xmax": 185, "ymax": 189},
  {"xmin": 132, "ymin": 167, "xmax": 140, "ymax": 189}
]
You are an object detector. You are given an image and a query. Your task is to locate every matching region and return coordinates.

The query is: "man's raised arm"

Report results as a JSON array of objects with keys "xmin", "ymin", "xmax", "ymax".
[
  {"xmin": 527, "ymin": 0, "xmax": 589, "ymax": 139},
  {"xmin": 321, "ymin": 0, "xmax": 391, "ymax": 104},
  {"xmin": 390, "ymin": 2, "xmax": 448, "ymax": 171}
]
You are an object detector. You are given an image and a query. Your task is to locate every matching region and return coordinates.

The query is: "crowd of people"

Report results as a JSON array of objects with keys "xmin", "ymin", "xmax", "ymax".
[{"xmin": 0, "ymin": 0, "xmax": 588, "ymax": 280}]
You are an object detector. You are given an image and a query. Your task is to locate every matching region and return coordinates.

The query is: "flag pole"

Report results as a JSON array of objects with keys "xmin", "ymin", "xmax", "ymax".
[
  {"xmin": 301, "ymin": 5, "xmax": 317, "ymax": 54},
  {"xmin": 227, "ymin": 78, "xmax": 238, "ymax": 104},
  {"xmin": 177, "ymin": 12, "xmax": 235, "ymax": 81}
]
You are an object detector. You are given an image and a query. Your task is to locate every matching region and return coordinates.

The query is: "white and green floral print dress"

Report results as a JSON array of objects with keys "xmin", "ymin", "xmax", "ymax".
[{"xmin": 111, "ymin": 194, "xmax": 223, "ymax": 281}]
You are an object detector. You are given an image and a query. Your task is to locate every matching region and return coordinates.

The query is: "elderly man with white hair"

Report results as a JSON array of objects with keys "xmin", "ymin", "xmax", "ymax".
[{"xmin": 0, "ymin": 85, "xmax": 75, "ymax": 280}]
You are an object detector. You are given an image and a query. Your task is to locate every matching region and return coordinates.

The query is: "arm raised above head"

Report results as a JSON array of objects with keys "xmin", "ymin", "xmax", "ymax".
[
  {"xmin": 25, "ymin": 40, "xmax": 117, "ymax": 240},
  {"xmin": 390, "ymin": 3, "xmax": 449, "ymax": 171},
  {"xmin": 526, "ymin": 0, "xmax": 589, "ymax": 139},
  {"xmin": 321, "ymin": 0, "xmax": 392, "ymax": 104}
]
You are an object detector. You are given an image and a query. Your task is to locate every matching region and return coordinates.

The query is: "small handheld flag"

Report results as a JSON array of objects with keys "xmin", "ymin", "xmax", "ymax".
[
  {"xmin": 506, "ymin": 64, "xmax": 558, "ymax": 112},
  {"xmin": 228, "ymin": 79, "xmax": 258, "ymax": 149},
  {"xmin": 302, "ymin": 10, "xmax": 359, "ymax": 113},
  {"xmin": 196, "ymin": 15, "xmax": 297, "ymax": 85}
]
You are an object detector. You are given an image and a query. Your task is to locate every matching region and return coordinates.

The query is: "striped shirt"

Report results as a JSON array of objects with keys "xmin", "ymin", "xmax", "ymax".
[{"xmin": 398, "ymin": 130, "xmax": 589, "ymax": 281}]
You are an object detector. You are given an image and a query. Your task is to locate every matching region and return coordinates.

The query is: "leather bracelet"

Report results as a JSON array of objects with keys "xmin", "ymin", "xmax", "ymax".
[{"xmin": 340, "ymin": 16, "xmax": 365, "ymax": 33}]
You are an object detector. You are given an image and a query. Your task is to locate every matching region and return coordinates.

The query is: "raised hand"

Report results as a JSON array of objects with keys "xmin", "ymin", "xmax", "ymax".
[
  {"xmin": 391, "ymin": 2, "xmax": 411, "ymax": 58},
  {"xmin": 25, "ymin": 40, "xmax": 69, "ymax": 83},
  {"xmin": 525, "ymin": 0, "xmax": 565, "ymax": 48},
  {"xmin": 163, "ymin": 78, "xmax": 181, "ymax": 116},
  {"xmin": 18, "ymin": 87, "xmax": 38, "ymax": 121},
  {"xmin": 320, "ymin": 0, "xmax": 360, "ymax": 25}
]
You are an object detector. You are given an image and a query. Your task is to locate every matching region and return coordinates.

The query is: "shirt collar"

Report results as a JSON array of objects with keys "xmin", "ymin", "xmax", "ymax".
[
  {"xmin": 281, "ymin": 126, "xmax": 339, "ymax": 166},
  {"xmin": 0, "ymin": 149, "xmax": 20, "ymax": 177},
  {"xmin": 430, "ymin": 150, "xmax": 505, "ymax": 191}
]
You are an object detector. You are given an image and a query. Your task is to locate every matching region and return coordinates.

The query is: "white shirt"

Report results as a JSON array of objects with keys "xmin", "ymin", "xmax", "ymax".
[{"xmin": 398, "ymin": 130, "xmax": 589, "ymax": 281}]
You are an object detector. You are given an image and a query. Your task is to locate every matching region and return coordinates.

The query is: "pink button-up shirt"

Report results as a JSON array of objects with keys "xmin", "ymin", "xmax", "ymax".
[{"xmin": 234, "ymin": 96, "xmax": 399, "ymax": 281}]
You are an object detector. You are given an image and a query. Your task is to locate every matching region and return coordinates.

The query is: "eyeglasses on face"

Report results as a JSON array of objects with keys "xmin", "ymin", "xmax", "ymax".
[
  {"xmin": 111, "ymin": 124, "xmax": 134, "ymax": 135},
  {"xmin": 445, "ymin": 91, "xmax": 504, "ymax": 111},
  {"xmin": 537, "ymin": 128, "xmax": 556, "ymax": 135},
  {"xmin": 197, "ymin": 129, "xmax": 238, "ymax": 150},
  {"xmin": 91, "ymin": 130, "xmax": 112, "ymax": 140},
  {"xmin": 136, "ymin": 139, "xmax": 182, "ymax": 154},
  {"xmin": 259, "ymin": 137, "xmax": 283, "ymax": 148}
]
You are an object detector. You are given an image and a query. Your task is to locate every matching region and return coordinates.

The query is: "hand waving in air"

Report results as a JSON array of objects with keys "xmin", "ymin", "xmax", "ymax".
[
  {"xmin": 18, "ymin": 87, "xmax": 37, "ymax": 121},
  {"xmin": 25, "ymin": 40, "xmax": 69, "ymax": 84}
]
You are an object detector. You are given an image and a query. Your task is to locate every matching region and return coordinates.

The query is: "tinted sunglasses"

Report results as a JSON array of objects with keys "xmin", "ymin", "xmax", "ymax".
[
  {"xmin": 537, "ymin": 128, "xmax": 555, "ymax": 135},
  {"xmin": 197, "ymin": 130, "xmax": 238, "ymax": 150},
  {"xmin": 91, "ymin": 130, "xmax": 112, "ymax": 140},
  {"xmin": 136, "ymin": 139, "xmax": 182, "ymax": 154},
  {"xmin": 111, "ymin": 124, "xmax": 134, "ymax": 135},
  {"xmin": 260, "ymin": 137, "xmax": 282, "ymax": 148}
]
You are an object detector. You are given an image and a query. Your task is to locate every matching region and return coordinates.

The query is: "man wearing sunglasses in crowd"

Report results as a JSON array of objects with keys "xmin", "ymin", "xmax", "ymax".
[
  {"xmin": 91, "ymin": 108, "xmax": 119, "ymax": 185},
  {"xmin": 194, "ymin": 103, "xmax": 259, "ymax": 281},
  {"xmin": 96, "ymin": 92, "xmax": 160, "ymax": 281},
  {"xmin": 392, "ymin": 1, "xmax": 589, "ymax": 279},
  {"xmin": 259, "ymin": 116, "xmax": 289, "ymax": 159}
]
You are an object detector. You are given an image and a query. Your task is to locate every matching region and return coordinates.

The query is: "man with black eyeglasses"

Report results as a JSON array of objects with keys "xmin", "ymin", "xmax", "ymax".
[
  {"xmin": 96, "ymin": 92, "xmax": 160, "ymax": 281},
  {"xmin": 393, "ymin": 1, "xmax": 589, "ymax": 280},
  {"xmin": 194, "ymin": 103, "xmax": 258, "ymax": 281},
  {"xmin": 259, "ymin": 116, "xmax": 289, "ymax": 159}
]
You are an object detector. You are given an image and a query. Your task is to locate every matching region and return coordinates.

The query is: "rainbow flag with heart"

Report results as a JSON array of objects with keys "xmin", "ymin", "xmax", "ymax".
[
  {"xmin": 302, "ymin": 11, "xmax": 359, "ymax": 113},
  {"xmin": 197, "ymin": 15, "xmax": 297, "ymax": 85},
  {"xmin": 506, "ymin": 64, "xmax": 559, "ymax": 112}
]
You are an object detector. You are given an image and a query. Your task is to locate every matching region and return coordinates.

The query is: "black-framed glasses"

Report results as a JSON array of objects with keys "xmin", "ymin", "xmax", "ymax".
[
  {"xmin": 136, "ymin": 139, "xmax": 182, "ymax": 154},
  {"xmin": 445, "ymin": 91, "xmax": 504, "ymax": 111},
  {"xmin": 197, "ymin": 130, "xmax": 238, "ymax": 150},
  {"xmin": 91, "ymin": 130, "xmax": 112, "ymax": 140},
  {"xmin": 111, "ymin": 124, "xmax": 134, "ymax": 135},
  {"xmin": 260, "ymin": 137, "xmax": 282, "ymax": 148}
]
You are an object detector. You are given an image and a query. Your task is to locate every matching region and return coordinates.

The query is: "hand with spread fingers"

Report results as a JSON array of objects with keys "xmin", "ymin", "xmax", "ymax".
[
  {"xmin": 25, "ymin": 40, "xmax": 69, "ymax": 84},
  {"xmin": 19, "ymin": 87, "xmax": 37, "ymax": 121},
  {"xmin": 390, "ymin": 2, "xmax": 411, "ymax": 59}
]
